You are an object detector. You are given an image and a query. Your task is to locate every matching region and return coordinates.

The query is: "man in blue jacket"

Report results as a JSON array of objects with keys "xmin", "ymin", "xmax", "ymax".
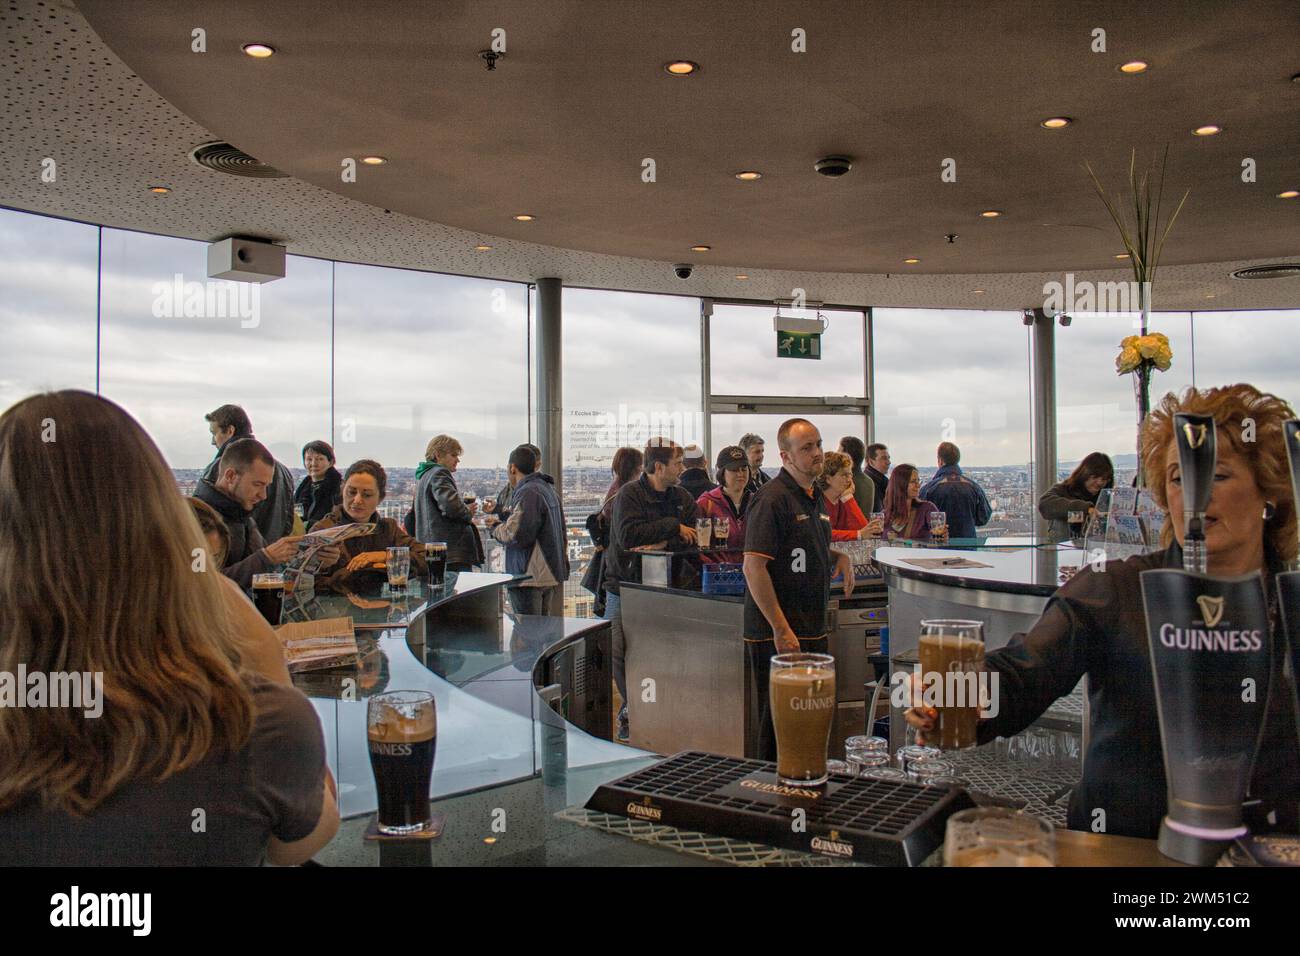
[
  {"xmin": 493, "ymin": 444, "xmax": 570, "ymax": 617},
  {"xmin": 919, "ymin": 441, "xmax": 992, "ymax": 539}
]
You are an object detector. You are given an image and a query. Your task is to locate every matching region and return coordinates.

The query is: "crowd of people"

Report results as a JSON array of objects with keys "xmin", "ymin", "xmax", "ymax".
[{"xmin": 2, "ymin": 384, "xmax": 1293, "ymax": 865}]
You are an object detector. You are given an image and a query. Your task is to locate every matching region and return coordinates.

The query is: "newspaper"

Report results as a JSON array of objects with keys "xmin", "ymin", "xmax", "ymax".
[
  {"xmin": 275, "ymin": 616, "xmax": 359, "ymax": 673},
  {"xmin": 287, "ymin": 522, "xmax": 376, "ymax": 576}
]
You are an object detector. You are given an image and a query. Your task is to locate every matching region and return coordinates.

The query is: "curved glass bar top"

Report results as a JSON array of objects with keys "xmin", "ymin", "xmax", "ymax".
[
  {"xmin": 290, "ymin": 572, "xmax": 648, "ymax": 819},
  {"xmin": 873, "ymin": 544, "xmax": 1090, "ymax": 597}
]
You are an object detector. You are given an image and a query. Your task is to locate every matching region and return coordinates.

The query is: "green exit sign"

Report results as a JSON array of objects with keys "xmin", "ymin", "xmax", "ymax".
[{"xmin": 777, "ymin": 331, "xmax": 821, "ymax": 360}]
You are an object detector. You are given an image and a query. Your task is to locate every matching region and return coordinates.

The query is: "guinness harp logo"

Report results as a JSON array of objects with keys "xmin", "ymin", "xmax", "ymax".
[
  {"xmin": 1197, "ymin": 595, "xmax": 1226, "ymax": 628},
  {"xmin": 1182, "ymin": 423, "xmax": 1209, "ymax": 449}
]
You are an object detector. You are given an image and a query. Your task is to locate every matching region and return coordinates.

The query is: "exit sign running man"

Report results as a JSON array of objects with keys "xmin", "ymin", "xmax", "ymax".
[{"xmin": 777, "ymin": 331, "xmax": 821, "ymax": 360}]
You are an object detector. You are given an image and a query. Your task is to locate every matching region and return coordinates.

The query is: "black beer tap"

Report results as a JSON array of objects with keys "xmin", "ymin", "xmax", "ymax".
[
  {"xmin": 1277, "ymin": 420, "xmax": 1300, "ymax": 755},
  {"xmin": 1140, "ymin": 413, "xmax": 1275, "ymax": 865},
  {"xmin": 1174, "ymin": 412, "xmax": 1216, "ymax": 574}
]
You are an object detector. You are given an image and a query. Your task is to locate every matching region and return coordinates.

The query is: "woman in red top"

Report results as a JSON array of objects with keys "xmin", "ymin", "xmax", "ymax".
[{"xmin": 817, "ymin": 452, "xmax": 883, "ymax": 541}]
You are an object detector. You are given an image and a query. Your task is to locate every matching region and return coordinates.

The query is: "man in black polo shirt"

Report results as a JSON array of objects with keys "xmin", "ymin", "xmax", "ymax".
[{"xmin": 743, "ymin": 418, "xmax": 855, "ymax": 760}]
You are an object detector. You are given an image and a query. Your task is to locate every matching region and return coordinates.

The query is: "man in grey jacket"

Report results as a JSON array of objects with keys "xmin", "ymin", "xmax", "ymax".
[
  {"xmin": 414, "ymin": 434, "xmax": 483, "ymax": 570},
  {"xmin": 493, "ymin": 444, "xmax": 570, "ymax": 616},
  {"xmin": 202, "ymin": 404, "xmax": 295, "ymax": 542}
]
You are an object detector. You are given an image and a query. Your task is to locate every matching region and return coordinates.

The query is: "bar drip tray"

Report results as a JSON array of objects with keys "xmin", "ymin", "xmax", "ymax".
[{"xmin": 585, "ymin": 750, "xmax": 975, "ymax": 866}]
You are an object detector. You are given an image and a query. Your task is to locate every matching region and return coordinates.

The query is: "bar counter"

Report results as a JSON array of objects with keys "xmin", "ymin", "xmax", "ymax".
[{"xmin": 298, "ymin": 571, "xmax": 1196, "ymax": 867}]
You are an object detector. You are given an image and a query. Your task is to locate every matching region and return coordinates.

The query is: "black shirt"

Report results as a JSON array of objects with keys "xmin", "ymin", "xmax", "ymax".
[
  {"xmin": 742, "ymin": 468, "xmax": 834, "ymax": 640},
  {"xmin": 603, "ymin": 474, "xmax": 698, "ymax": 595}
]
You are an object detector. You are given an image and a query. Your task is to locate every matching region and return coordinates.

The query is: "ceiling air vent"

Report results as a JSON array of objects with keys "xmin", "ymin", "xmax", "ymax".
[
  {"xmin": 1231, "ymin": 263, "xmax": 1300, "ymax": 280},
  {"xmin": 189, "ymin": 141, "xmax": 288, "ymax": 179}
]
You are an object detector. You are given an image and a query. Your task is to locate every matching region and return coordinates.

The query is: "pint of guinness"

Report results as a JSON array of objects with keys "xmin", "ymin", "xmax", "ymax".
[
  {"xmin": 770, "ymin": 653, "xmax": 836, "ymax": 786},
  {"xmin": 367, "ymin": 690, "xmax": 437, "ymax": 835},
  {"xmin": 251, "ymin": 572, "xmax": 285, "ymax": 626},
  {"xmin": 425, "ymin": 542, "xmax": 448, "ymax": 587}
]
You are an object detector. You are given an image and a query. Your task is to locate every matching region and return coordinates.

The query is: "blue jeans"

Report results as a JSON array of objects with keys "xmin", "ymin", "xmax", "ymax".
[{"xmin": 604, "ymin": 591, "xmax": 626, "ymax": 708}]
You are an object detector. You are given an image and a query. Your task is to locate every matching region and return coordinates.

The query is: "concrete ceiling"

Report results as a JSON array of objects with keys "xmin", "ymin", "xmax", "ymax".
[{"xmin": 1, "ymin": 0, "xmax": 1296, "ymax": 309}]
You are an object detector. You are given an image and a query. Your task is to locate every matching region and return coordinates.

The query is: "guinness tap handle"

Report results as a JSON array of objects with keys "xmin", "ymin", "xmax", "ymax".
[
  {"xmin": 1284, "ymin": 420, "xmax": 1300, "ymax": 549},
  {"xmin": 1174, "ymin": 412, "xmax": 1216, "ymax": 574}
]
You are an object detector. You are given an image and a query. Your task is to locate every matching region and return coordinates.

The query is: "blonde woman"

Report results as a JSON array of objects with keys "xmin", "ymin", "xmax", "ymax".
[
  {"xmin": 906, "ymin": 384, "xmax": 1299, "ymax": 839},
  {"xmin": 414, "ymin": 433, "xmax": 484, "ymax": 570},
  {"xmin": 0, "ymin": 391, "xmax": 338, "ymax": 864}
]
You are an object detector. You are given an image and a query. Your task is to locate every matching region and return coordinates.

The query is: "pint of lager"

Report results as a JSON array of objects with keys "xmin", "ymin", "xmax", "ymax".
[
  {"xmin": 917, "ymin": 619, "xmax": 985, "ymax": 749},
  {"xmin": 251, "ymin": 572, "xmax": 285, "ymax": 627},
  {"xmin": 770, "ymin": 653, "xmax": 836, "ymax": 786},
  {"xmin": 367, "ymin": 690, "xmax": 437, "ymax": 835}
]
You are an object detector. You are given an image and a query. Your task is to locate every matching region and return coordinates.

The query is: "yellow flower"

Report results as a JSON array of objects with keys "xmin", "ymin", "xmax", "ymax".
[
  {"xmin": 1136, "ymin": 335, "xmax": 1162, "ymax": 359},
  {"xmin": 1120, "ymin": 335, "xmax": 1139, "ymax": 350},
  {"xmin": 1116, "ymin": 346, "xmax": 1142, "ymax": 373}
]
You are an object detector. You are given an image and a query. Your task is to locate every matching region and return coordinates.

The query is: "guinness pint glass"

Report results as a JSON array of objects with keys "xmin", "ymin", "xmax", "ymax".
[
  {"xmin": 770, "ymin": 653, "xmax": 836, "ymax": 786},
  {"xmin": 917, "ymin": 619, "xmax": 985, "ymax": 749},
  {"xmin": 425, "ymin": 542, "xmax": 448, "ymax": 586},
  {"xmin": 367, "ymin": 690, "xmax": 437, "ymax": 835},
  {"xmin": 251, "ymin": 572, "xmax": 285, "ymax": 627}
]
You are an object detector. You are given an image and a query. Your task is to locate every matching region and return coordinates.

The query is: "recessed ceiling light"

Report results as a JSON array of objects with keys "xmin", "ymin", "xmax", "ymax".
[
  {"xmin": 735, "ymin": 274, "xmax": 749, "ymax": 280},
  {"xmin": 1204, "ymin": 293, "xmax": 1217, "ymax": 298},
  {"xmin": 241, "ymin": 43, "xmax": 276, "ymax": 58},
  {"xmin": 513, "ymin": 214, "xmax": 536, "ymax": 222},
  {"xmin": 734, "ymin": 171, "xmax": 762, "ymax": 181},
  {"xmin": 1193, "ymin": 125, "xmax": 1222, "ymax": 136},
  {"xmin": 1119, "ymin": 61, "xmax": 1148, "ymax": 74},
  {"xmin": 147, "ymin": 185, "xmax": 171, "ymax": 194},
  {"xmin": 664, "ymin": 60, "xmax": 699, "ymax": 76},
  {"xmin": 980, "ymin": 210, "xmax": 1002, "ymax": 218},
  {"xmin": 972, "ymin": 289, "xmax": 986, "ymax": 294},
  {"xmin": 1278, "ymin": 190, "xmax": 1299, "ymax": 199},
  {"xmin": 361, "ymin": 156, "xmax": 387, "ymax": 165},
  {"xmin": 1114, "ymin": 253, "xmax": 1130, "ymax": 259},
  {"xmin": 474, "ymin": 243, "xmax": 493, "ymax": 251},
  {"xmin": 691, "ymin": 245, "xmax": 711, "ymax": 252},
  {"xmin": 903, "ymin": 257, "xmax": 920, "ymax": 264},
  {"xmin": 1040, "ymin": 117, "xmax": 1072, "ymax": 129}
]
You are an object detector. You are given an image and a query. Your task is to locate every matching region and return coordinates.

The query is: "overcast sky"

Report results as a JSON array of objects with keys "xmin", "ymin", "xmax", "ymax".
[{"xmin": 3, "ymin": 206, "xmax": 1297, "ymax": 475}]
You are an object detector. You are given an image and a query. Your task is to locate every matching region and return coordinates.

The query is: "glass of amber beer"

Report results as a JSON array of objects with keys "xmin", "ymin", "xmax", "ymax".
[
  {"xmin": 917, "ymin": 619, "xmax": 985, "ymax": 749},
  {"xmin": 770, "ymin": 653, "xmax": 837, "ymax": 786},
  {"xmin": 367, "ymin": 690, "xmax": 437, "ymax": 835}
]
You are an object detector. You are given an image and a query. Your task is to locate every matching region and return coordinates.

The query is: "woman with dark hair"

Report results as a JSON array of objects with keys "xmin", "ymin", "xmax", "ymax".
[
  {"xmin": 0, "ymin": 390, "xmax": 337, "ymax": 864},
  {"xmin": 906, "ymin": 383, "xmax": 1299, "ymax": 839},
  {"xmin": 1038, "ymin": 451, "xmax": 1115, "ymax": 542},
  {"xmin": 293, "ymin": 439, "xmax": 343, "ymax": 530},
  {"xmin": 882, "ymin": 463, "xmax": 946, "ymax": 542},
  {"xmin": 838, "ymin": 436, "xmax": 875, "ymax": 515},
  {"xmin": 580, "ymin": 447, "xmax": 646, "ymax": 616},
  {"xmin": 313, "ymin": 459, "xmax": 427, "ymax": 590}
]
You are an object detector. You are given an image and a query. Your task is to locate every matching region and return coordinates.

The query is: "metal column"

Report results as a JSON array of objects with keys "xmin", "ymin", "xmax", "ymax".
[
  {"xmin": 535, "ymin": 277, "xmax": 563, "ymax": 485},
  {"xmin": 1028, "ymin": 308, "xmax": 1057, "ymax": 538}
]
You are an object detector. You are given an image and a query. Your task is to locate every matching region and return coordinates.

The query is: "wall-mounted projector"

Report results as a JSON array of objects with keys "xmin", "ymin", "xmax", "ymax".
[
  {"xmin": 207, "ymin": 237, "xmax": 286, "ymax": 283},
  {"xmin": 772, "ymin": 315, "xmax": 826, "ymax": 334}
]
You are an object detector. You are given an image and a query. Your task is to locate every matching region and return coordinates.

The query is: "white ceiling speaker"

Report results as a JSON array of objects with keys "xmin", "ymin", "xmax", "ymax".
[{"xmin": 207, "ymin": 237, "xmax": 285, "ymax": 283}]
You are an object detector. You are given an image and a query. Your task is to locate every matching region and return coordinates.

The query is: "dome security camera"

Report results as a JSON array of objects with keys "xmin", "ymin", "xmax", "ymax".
[
  {"xmin": 673, "ymin": 263, "xmax": 694, "ymax": 279},
  {"xmin": 814, "ymin": 156, "xmax": 853, "ymax": 177}
]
